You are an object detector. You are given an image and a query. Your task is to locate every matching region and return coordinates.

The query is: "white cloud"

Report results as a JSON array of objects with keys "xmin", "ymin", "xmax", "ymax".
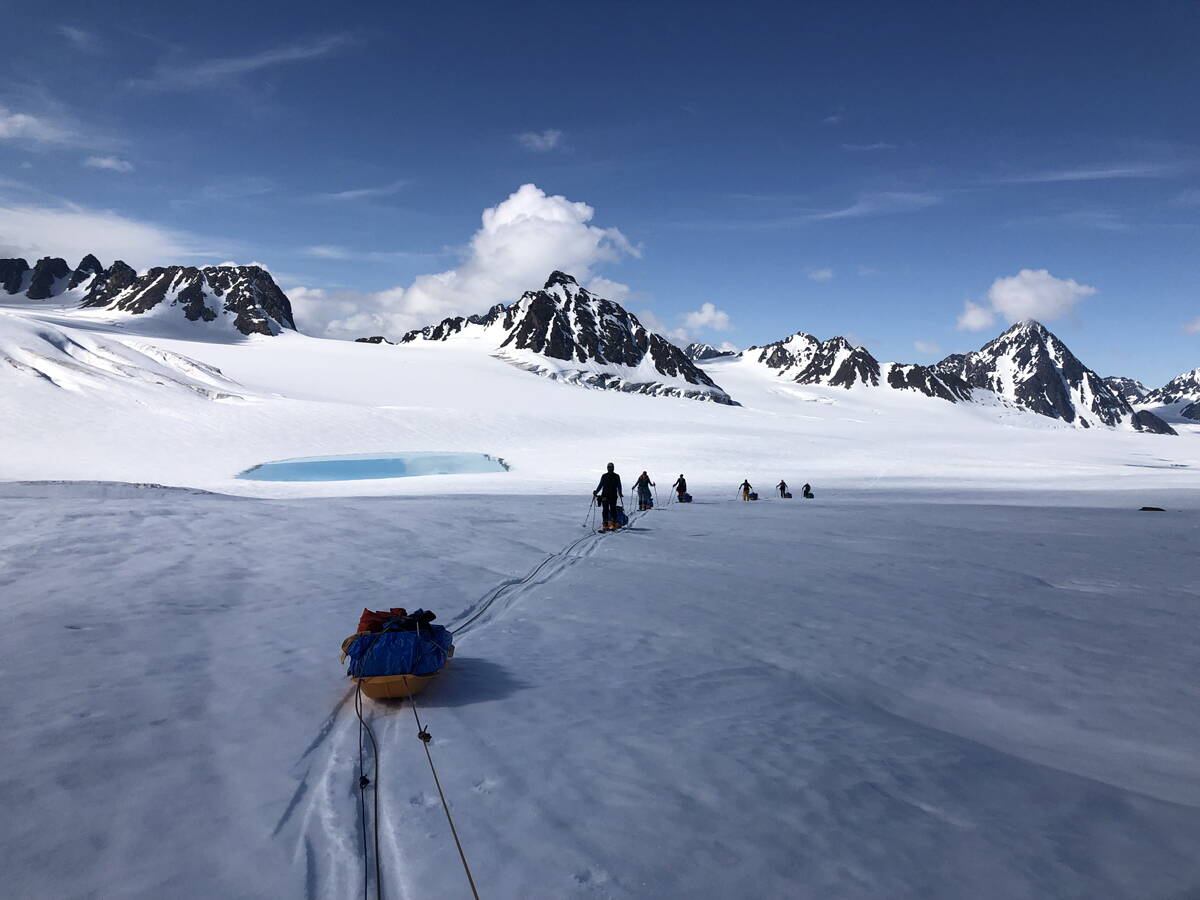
[
  {"xmin": 516, "ymin": 129, "xmax": 564, "ymax": 152},
  {"xmin": 83, "ymin": 155, "xmax": 134, "ymax": 172},
  {"xmin": 315, "ymin": 180, "xmax": 407, "ymax": 201},
  {"xmin": 914, "ymin": 340, "xmax": 941, "ymax": 354},
  {"xmin": 995, "ymin": 162, "xmax": 1188, "ymax": 184},
  {"xmin": 812, "ymin": 191, "xmax": 941, "ymax": 220},
  {"xmin": 0, "ymin": 202, "xmax": 221, "ymax": 267},
  {"xmin": 289, "ymin": 183, "xmax": 638, "ymax": 338},
  {"xmin": 1183, "ymin": 317, "xmax": 1200, "ymax": 335},
  {"xmin": 0, "ymin": 106, "xmax": 75, "ymax": 145},
  {"xmin": 132, "ymin": 34, "xmax": 353, "ymax": 90},
  {"xmin": 682, "ymin": 302, "xmax": 732, "ymax": 332},
  {"xmin": 956, "ymin": 300, "xmax": 996, "ymax": 332},
  {"xmin": 635, "ymin": 309, "xmax": 690, "ymax": 343},
  {"xmin": 956, "ymin": 269, "xmax": 1096, "ymax": 331},
  {"xmin": 841, "ymin": 142, "xmax": 897, "ymax": 152},
  {"xmin": 822, "ymin": 111, "xmax": 845, "ymax": 125},
  {"xmin": 986, "ymin": 269, "xmax": 1095, "ymax": 322},
  {"xmin": 807, "ymin": 268, "xmax": 834, "ymax": 282},
  {"xmin": 58, "ymin": 26, "xmax": 100, "ymax": 51},
  {"xmin": 717, "ymin": 341, "xmax": 738, "ymax": 352},
  {"xmin": 586, "ymin": 276, "xmax": 633, "ymax": 302}
]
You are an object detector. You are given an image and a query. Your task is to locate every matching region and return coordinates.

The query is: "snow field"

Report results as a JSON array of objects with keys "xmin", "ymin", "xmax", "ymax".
[{"xmin": 1, "ymin": 483, "xmax": 1198, "ymax": 898}]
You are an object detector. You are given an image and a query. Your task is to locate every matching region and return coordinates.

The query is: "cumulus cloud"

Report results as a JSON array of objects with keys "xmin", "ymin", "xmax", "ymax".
[
  {"xmin": 586, "ymin": 276, "xmax": 633, "ymax": 302},
  {"xmin": 914, "ymin": 340, "xmax": 941, "ymax": 354},
  {"xmin": 956, "ymin": 300, "xmax": 996, "ymax": 332},
  {"xmin": 682, "ymin": 302, "xmax": 732, "ymax": 332},
  {"xmin": 516, "ymin": 129, "xmax": 563, "ymax": 152},
  {"xmin": 289, "ymin": 183, "xmax": 638, "ymax": 338},
  {"xmin": 83, "ymin": 155, "xmax": 134, "ymax": 172},
  {"xmin": 635, "ymin": 309, "xmax": 690, "ymax": 343},
  {"xmin": 956, "ymin": 269, "xmax": 1096, "ymax": 331},
  {"xmin": 0, "ymin": 201, "xmax": 221, "ymax": 266},
  {"xmin": 807, "ymin": 268, "xmax": 834, "ymax": 282}
]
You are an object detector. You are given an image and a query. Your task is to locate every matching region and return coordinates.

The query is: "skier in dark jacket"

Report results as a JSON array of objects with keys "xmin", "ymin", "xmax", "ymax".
[
  {"xmin": 673, "ymin": 474, "xmax": 687, "ymax": 499},
  {"xmin": 740, "ymin": 479, "xmax": 752, "ymax": 501},
  {"xmin": 777, "ymin": 479, "xmax": 788, "ymax": 498},
  {"xmin": 634, "ymin": 471, "xmax": 655, "ymax": 510},
  {"xmin": 594, "ymin": 462, "xmax": 624, "ymax": 531}
]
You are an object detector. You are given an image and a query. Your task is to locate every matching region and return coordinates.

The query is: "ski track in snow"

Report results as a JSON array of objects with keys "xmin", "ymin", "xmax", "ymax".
[{"xmin": 282, "ymin": 507, "xmax": 647, "ymax": 900}]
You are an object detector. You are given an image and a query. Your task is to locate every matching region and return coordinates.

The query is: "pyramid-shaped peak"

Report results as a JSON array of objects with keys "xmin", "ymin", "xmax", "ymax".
[
  {"xmin": 76, "ymin": 253, "xmax": 104, "ymax": 272},
  {"xmin": 543, "ymin": 270, "xmax": 579, "ymax": 290},
  {"xmin": 1006, "ymin": 319, "xmax": 1051, "ymax": 337}
]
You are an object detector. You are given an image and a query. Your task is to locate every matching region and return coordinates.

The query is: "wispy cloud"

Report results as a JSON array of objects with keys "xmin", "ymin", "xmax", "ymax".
[
  {"xmin": 0, "ymin": 201, "xmax": 225, "ymax": 266},
  {"xmin": 58, "ymin": 25, "xmax": 100, "ymax": 52},
  {"xmin": 303, "ymin": 244, "xmax": 434, "ymax": 262},
  {"xmin": 83, "ymin": 155, "xmax": 134, "ymax": 173},
  {"xmin": 1184, "ymin": 317, "xmax": 1200, "ymax": 335},
  {"xmin": 807, "ymin": 268, "xmax": 834, "ymax": 282},
  {"xmin": 841, "ymin": 142, "xmax": 897, "ymax": 152},
  {"xmin": 993, "ymin": 162, "xmax": 1190, "ymax": 184},
  {"xmin": 811, "ymin": 191, "xmax": 941, "ymax": 220},
  {"xmin": 131, "ymin": 34, "xmax": 354, "ymax": 90},
  {"xmin": 1006, "ymin": 208, "xmax": 1130, "ymax": 232},
  {"xmin": 821, "ymin": 108, "xmax": 846, "ymax": 125},
  {"xmin": 0, "ymin": 106, "xmax": 76, "ymax": 145},
  {"xmin": 914, "ymin": 340, "xmax": 941, "ymax": 355},
  {"xmin": 516, "ymin": 129, "xmax": 564, "ymax": 152},
  {"xmin": 314, "ymin": 179, "xmax": 407, "ymax": 201}
]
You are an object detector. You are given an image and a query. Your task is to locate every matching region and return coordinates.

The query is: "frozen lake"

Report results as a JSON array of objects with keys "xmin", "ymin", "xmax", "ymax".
[{"xmin": 236, "ymin": 451, "xmax": 509, "ymax": 482}]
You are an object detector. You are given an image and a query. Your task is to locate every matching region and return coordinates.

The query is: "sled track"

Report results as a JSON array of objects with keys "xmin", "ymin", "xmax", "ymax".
[{"xmin": 279, "ymin": 509, "xmax": 650, "ymax": 898}]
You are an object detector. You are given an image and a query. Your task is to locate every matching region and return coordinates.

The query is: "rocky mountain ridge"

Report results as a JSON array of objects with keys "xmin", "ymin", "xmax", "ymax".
[{"xmin": 1, "ymin": 254, "xmax": 295, "ymax": 336}]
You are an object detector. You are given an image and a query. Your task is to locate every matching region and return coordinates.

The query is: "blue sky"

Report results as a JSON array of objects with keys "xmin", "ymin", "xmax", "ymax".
[{"xmin": 1, "ymin": 0, "xmax": 1197, "ymax": 384}]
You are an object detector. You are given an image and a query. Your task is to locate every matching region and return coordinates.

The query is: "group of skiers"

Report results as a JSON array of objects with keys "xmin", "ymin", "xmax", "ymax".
[
  {"xmin": 593, "ymin": 464, "xmax": 810, "ymax": 532},
  {"xmin": 739, "ymin": 479, "xmax": 813, "ymax": 501}
]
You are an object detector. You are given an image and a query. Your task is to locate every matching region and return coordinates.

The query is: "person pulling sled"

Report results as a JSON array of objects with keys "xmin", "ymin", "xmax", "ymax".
[
  {"xmin": 634, "ymin": 471, "xmax": 655, "ymax": 510},
  {"xmin": 594, "ymin": 462, "xmax": 625, "ymax": 531},
  {"xmin": 802, "ymin": 482, "xmax": 814, "ymax": 499},
  {"xmin": 777, "ymin": 479, "xmax": 790, "ymax": 498},
  {"xmin": 740, "ymin": 479, "xmax": 753, "ymax": 501},
  {"xmin": 673, "ymin": 474, "xmax": 692, "ymax": 503}
]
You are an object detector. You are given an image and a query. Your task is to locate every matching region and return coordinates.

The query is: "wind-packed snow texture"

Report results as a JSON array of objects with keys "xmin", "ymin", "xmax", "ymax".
[{"xmin": 1, "ymin": 485, "xmax": 1198, "ymax": 899}]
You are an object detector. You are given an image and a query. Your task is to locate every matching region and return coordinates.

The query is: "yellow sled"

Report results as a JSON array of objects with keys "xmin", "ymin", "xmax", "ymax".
[{"xmin": 341, "ymin": 634, "xmax": 453, "ymax": 700}]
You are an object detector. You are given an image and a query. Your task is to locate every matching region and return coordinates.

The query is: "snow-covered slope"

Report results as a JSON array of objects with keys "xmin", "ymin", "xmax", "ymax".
[
  {"xmin": 0, "ymin": 310, "xmax": 247, "ymax": 400},
  {"xmin": 398, "ymin": 271, "xmax": 734, "ymax": 404},
  {"xmin": 936, "ymin": 321, "xmax": 1175, "ymax": 434},
  {"xmin": 1140, "ymin": 367, "xmax": 1200, "ymax": 421},
  {"xmin": 0, "ymin": 254, "xmax": 295, "ymax": 336}
]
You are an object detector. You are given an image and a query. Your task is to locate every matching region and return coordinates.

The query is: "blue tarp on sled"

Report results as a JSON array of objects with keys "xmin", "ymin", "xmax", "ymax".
[{"xmin": 344, "ymin": 615, "xmax": 453, "ymax": 678}]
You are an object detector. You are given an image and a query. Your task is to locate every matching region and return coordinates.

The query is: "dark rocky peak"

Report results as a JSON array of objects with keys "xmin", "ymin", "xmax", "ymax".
[
  {"xmin": 27, "ymin": 256, "xmax": 72, "ymax": 299},
  {"xmin": 544, "ymin": 270, "xmax": 579, "ymax": 290},
  {"xmin": 68, "ymin": 254, "xmax": 105, "ymax": 289},
  {"xmin": 1103, "ymin": 375, "xmax": 1149, "ymax": 404},
  {"xmin": 80, "ymin": 260, "xmax": 138, "ymax": 308},
  {"xmin": 685, "ymin": 342, "xmax": 736, "ymax": 361},
  {"xmin": 886, "ymin": 364, "xmax": 973, "ymax": 402},
  {"xmin": 939, "ymin": 320, "xmax": 1173, "ymax": 433},
  {"xmin": 748, "ymin": 331, "xmax": 881, "ymax": 389},
  {"xmin": 355, "ymin": 335, "xmax": 395, "ymax": 344},
  {"xmin": 0, "ymin": 258, "xmax": 30, "ymax": 294},
  {"xmin": 79, "ymin": 262, "xmax": 294, "ymax": 336},
  {"xmin": 400, "ymin": 272, "xmax": 734, "ymax": 404}
]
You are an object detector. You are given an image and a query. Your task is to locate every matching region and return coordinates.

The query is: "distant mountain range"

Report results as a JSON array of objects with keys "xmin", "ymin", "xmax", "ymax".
[
  {"xmin": 2, "ymin": 256, "xmax": 1194, "ymax": 432},
  {"xmin": 0, "ymin": 254, "xmax": 294, "ymax": 336}
]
